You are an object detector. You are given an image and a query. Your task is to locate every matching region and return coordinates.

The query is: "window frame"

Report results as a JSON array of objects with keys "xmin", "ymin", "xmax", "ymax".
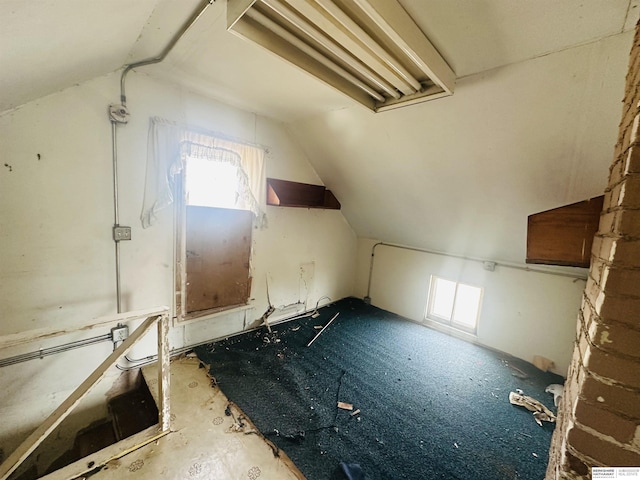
[
  {"xmin": 174, "ymin": 155, "xmax": 253, "ymax": 323},
  {"xmin": 425, "ymin": 275, "xmax": 483, "ymax": 335}
]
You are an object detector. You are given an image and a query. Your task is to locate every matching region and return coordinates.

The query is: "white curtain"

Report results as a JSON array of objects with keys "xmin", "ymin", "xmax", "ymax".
[{"xmin": 140, "ymin": 117, "xmax": 267, "ymax": 228}]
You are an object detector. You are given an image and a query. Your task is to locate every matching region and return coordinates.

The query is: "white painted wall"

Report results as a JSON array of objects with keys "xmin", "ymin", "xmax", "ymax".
[
  {"xmin": 355, "ymin": 238, "xmax": 584, "ymax": 376},
  {"xmin": 287, "ymin": 32, "xmax": 632, "ymax": 264},
  {"xmin": 0, "ymin": 71, "xmax": 357, "ymax": 473}
]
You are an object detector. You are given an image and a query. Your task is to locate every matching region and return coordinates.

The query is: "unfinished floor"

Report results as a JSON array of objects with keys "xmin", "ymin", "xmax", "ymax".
[{"xmin": 64, "ymin": 357, "xmax": 304, "ymax": 480}]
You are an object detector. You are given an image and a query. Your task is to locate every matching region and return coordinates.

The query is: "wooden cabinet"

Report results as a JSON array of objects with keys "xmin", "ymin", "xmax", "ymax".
[
  {"xmin": 526, "ymin": 196, "xmax": 603, "ymax": 268},
  {"xmin": 267, "ymin": 178, "xmax": 341, "ymax": 209}
]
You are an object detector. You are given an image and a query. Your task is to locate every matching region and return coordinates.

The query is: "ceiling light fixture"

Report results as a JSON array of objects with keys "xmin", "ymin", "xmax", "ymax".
[{"xmin": 227, "ymin": 0, "xmax": 455, "ymax": 112}]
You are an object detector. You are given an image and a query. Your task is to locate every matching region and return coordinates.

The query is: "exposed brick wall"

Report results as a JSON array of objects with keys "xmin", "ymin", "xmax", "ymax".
[{"xmin": 546, "ymin": 22, "xmax": 640, "ymax": 479}]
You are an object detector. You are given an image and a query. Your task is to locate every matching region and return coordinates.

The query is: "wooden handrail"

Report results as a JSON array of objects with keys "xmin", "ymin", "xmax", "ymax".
[
  {"xmin": 0, "ymin": 310, "xmax": 171, "ymax": 480},
  {"xmin": 0, "ymin": 306, "xmax": 169, "ymax": 350}
]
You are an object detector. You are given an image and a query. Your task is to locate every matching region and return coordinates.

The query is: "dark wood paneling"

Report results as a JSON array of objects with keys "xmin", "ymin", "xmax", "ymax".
[
  {"xmin": 526, "ymin": 195, "xmax": 604, "ymax": 268},
  {"xmin": 185, "ymin": 206, "xmax": 252, "ymax": 314},
  {"xmin": 267, "ymin": 178, "xmax": 341, "ymax": 209}
]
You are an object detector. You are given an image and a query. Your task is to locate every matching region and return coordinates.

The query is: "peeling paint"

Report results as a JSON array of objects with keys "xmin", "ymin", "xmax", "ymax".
[{"xmin": 600, "ymin": 330, "xmax": 613, "ymax": 345}]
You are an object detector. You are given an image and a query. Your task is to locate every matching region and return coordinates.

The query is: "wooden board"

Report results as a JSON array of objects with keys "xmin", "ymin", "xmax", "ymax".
[
  {"xmin": 526, "ymin": 196, "xmax": 603, "ymax": 268},
  {"xmin": 185, "ymin": 206, "xmax": 252, "ymax": 314},
  {"xmin": 267, "ymin": 178, "xmax": 341, "ymax": 209},
  {"xmin": 0, "ymin": 316, "xmax": 161, "ymax": 480}
]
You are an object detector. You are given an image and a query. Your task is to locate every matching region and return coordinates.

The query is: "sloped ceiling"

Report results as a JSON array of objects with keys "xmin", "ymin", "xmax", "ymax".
[{"xmin": 1, "ymin": 0, "xmax": 638, "ymax": 263}]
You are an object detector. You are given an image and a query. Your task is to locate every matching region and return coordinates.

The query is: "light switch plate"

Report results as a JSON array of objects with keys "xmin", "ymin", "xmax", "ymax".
[
  {"xmin": 113, "ymin": 226, "xmax": 132, "ymax": 241},
  {"xmin": 111, "ymin": 325, "xmax": 129, "ymax": 342}
]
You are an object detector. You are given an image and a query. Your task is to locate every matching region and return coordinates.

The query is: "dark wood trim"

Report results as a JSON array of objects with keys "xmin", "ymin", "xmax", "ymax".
[
  {"xmin": 267, "ymin": 178, "xmax": 341, "ymax": 210},
  {"xmin": 526, "ymin": 195, "xmax": 604, "ymax": 268}
]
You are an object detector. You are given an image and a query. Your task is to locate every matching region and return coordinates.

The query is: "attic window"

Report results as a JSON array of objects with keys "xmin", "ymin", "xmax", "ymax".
[
  {"xmin": 176, "ymin": 150, "xmax": 258, "ymax": 321},
  {"xmin": 227, "ymin": 0, "xmax": 455, "ymax": 112},
  {"xmin": 185, "ymin": 158, "xmax": 241, "ymax": 209},
  {"xmin": 426, "ymin": 276, "xmax": 482, "ymax": 334}
]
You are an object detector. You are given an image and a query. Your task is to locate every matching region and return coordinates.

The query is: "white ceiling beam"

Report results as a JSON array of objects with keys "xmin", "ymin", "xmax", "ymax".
[
  {"xmin": 352, "ymin": 0, "xmax": 456, "ymax": 94},
  {"xmin": 261, "ymin": 0, "xmax": 397, "ymax": 99},
  {"xmin": 284, "ymin": 0, "xmax": 414, "ymax": 96},
  {"xmin": 314, "ymin": 0, "xmax": 421, "ymax": 93},
  {"xmin": 247, "ymin": 8, "xmax": 385, "ymax": 102},
  {"xmin": 228, "ymin": 0, "xmax": 258, "ymax": 29},
  {"xmin": 375, "ymin": 84, "xmax": 450, "ymax": 112},
  {"xmin": 229, "ymin": 14, "xmax": 376, "ymax": 110}
]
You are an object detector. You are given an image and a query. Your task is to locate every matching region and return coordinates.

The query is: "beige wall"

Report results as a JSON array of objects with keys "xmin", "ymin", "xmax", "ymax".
[
  {"xmin": 355, "ymin": 238, "xmax": 585, "ymax": 375},
  {"xmin": 0, "ymin": 71, "xmax": 357, "ymax": 473}
]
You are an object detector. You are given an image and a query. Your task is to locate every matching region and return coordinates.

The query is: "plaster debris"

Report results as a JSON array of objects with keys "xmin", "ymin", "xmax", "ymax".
[
  {"xmin": 509, "ymin": 390, "xmax": 556, "ymax": 426},
  {"xmin": 545, "ymin": 383, "xmax": 564, "ymax": 407},
  {"xmin": 600, "ymin": 331, "xmax": 613, "ymax": 345}
]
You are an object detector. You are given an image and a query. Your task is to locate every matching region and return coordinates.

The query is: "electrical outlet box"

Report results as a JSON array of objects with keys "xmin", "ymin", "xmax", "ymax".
[
  {"xmin": 111, "ymin": 325, "xmax": 129, "ymax": 342},
  {"xmin": 483, "ymin": 261, "xmax": 497, "ymax": 272},
  {"xmin": 113, "ymin": 226, "xmax": 132, "ymax": 241}
]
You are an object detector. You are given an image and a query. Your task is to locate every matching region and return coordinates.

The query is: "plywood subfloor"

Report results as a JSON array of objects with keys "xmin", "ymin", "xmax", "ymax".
[{"xmin": 87, "ymin": 357, "xmax": 305, "ymax": 480}]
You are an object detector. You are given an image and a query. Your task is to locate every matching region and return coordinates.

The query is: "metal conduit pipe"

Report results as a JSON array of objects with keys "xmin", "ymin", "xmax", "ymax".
[
  {"xmin": 116, "ymin": 298, "xmax": 336, "ymax": 371},
  {"xmin": 119, "ymin": 0, "xmax": 215, "ymax": 106},
  {"xmin": 365, "ymin": 241, "xmax": 588, "ymax": 302},
  {"xmin": 0, "ymin": 334, "xmax": 112, "ymax": 368},
  {"xmin": 109, "ymin": 0, "xmax": 214, "ymax": 314},
  {"xmin": 111, "ymin": 121, "xmax": 122, "ymax": 314}
]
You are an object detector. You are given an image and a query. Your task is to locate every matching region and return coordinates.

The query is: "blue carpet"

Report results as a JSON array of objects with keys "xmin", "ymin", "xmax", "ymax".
[{"xmin": 195, "ymin": 298, "xmax": 563, "ymax": 480}]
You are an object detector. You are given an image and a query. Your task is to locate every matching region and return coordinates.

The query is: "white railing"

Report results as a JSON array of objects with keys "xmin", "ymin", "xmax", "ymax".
[{"xmin": 0, "ymin": 307, "xmax": 171, "ymax": 480}]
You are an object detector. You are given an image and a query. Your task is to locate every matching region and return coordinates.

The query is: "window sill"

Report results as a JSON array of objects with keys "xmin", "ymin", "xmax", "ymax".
[
  {"xmin": 175, "ymin": 303, "xmax": 255, "ymax": 326},
  {"xmin": 422, "ymin": 317, "xmax": 478, "ymax": 343}
]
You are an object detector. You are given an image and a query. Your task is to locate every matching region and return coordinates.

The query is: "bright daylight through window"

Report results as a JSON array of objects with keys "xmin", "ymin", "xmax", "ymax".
[
  {"xmin": 427, "ymin": 276, "xmax": 482, "ymax": 333},
  {"xmin": 185, "ymin": 158, "xmax": 240, "ymax": 209},
  {"xmin": 177, "ymin": 155, "xmax": 253, "ymax": 320}
]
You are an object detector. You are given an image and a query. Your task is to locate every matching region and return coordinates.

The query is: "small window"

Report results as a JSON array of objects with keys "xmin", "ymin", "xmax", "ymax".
[
  {"xmin": 176, "ymin": 150, "xmax": 256, "ymax": 322},
  {"xmin": 426, "ymin": 276, "xmax": 482, "ymax": 333},
  {"xmin": 185, "ymin": 158, "xmax": 241, "ymax": 209}
]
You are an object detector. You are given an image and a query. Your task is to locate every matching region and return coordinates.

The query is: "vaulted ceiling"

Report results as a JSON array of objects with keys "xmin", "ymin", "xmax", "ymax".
[{"xmin": 1, "ymin": 0, "xmax": 637, "ymax": 263}]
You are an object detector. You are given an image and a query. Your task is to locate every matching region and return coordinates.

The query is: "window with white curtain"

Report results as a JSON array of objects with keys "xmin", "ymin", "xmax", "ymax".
[{"xmin": 141, "ymin": 117, "xmax": 267, "ymax": 322}]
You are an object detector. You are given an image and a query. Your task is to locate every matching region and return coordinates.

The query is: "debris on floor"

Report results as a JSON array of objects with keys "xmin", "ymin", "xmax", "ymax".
[
  {"xmin": 509, "ymin": 390, "xmax": 556, "ymax": 426},
  {"xmin": 307, "ymin": 313, "xmax": 339, "ymax": 347},
  {"xmin": 262, "ymin": 332, "xmax": 281, "ymax": 344},
  {"xmin": 269, "ymin": 429, "xmax": 306, "ymax": 444},
  {"xmin": 337, "ymin": 401, "xmax": 354, "ymax": 411},
  {"xmin": 350, "ymin": 409, "xmax": 361, "ymax": 417},
  {"xmin": 501, "ymin": 359, "xmax": 529, "ymax": 379},
  {"xmin": 545, "ymin": 383, "xmax": 564, "ymax": 406}
]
